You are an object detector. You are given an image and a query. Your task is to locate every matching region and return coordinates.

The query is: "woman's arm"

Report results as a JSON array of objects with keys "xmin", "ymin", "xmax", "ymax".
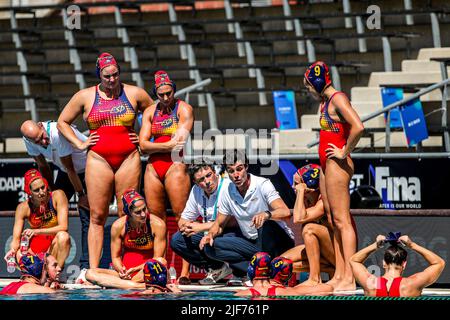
[
  {"xmin": 151, "ymin": 215, "xmax": 167, "ymax": 259},
  {"xmin": 110, "ymin": 219, "xmax": 125, "ymax": 273},
  {"xmin": 135, "ymin": 87, "xmax": 154, "ymax": 113},
  {"xmin": 23, "ymin": 190, "xmax": 69, "ymax": 237},
  {"xmin": 350, "ymin": 236, "xmax": 384, "ymax": 294},
  {"xmin": 57, "ymin": 89, "xmax": 99, "ymax": 151},
  {"xmin": 400, "ymin": 235, "xmax": 445, "ymax": 290},
  {"xmin": 326, "ymin": 94, "xmax": 364, "ymax": 159},
  {"xmin": 295, "ymin": 198, "xmax": 325, "ymax": 225},
  {"xmin": 138, "ymin": 106, "xmax": 180, "ymax": 154}
]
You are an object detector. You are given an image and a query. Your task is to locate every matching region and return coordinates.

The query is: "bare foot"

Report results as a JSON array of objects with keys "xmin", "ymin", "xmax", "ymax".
[
  {"xmin": 298, "ymin": 279, "xmax": 322, "ymax": 287},
  {"xmin": 331, "ymin": 280, "xmax": 356, "ymax": 293},
  {"xmin": 324, "ymin": 277, "xmax": 341, "ymax": 288}
]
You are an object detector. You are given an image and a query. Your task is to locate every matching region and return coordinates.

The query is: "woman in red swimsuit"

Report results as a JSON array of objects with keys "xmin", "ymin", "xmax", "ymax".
[
  {"xmin": 1, "ymin": 252, "xmax": 61, "ymax": 295},
  {"xmin": 139, "ymin": 70, "xmax": 194, "ymax": 283},
  {"xmin": 57, "ymin": 53, "xmax": 154, "ymax": 268},
  {"xmin": 3, "ymin": 169, "xmax": 70, "ymax": 270},
  {"xmin": 85, "ymin": 189, "xmax": 166, "ymax": 289},
  {"xmin": 350, "ymin": 233, "xmax": 445, "ymax": 297},
  {"xmin": 280, "ymin": 164, "xmax": 336, "ymax": 287},
  {"xmin": 303, "ymin": 61, "xmax": 364, "ymax": 291}
]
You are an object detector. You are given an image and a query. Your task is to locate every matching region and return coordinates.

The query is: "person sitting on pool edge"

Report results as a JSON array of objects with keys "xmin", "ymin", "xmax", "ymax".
[
  {"xmin": 1, "ymin": 252, "xmax": 62, "ymax": 294},
  {"xmin": 85, "ymin": 189, "xmax": 166, "ymax": 289},
  {"xmin": 350, "ymin": 232, "xmax": 445, "ymax": 297}
]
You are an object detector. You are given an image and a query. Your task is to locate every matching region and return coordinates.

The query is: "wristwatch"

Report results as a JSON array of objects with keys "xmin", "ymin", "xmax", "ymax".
[{"xmin": 265, "ymin": 210, "xmax": 272, "ymax": 220}]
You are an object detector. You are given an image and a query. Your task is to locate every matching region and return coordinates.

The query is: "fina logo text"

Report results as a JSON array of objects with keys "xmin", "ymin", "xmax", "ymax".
[{"xmin": 375, "ymin": 167, "xmax": 420, "ymax": 202}]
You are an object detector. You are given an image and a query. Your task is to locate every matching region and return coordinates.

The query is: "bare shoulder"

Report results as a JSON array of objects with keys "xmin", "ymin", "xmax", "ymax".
[
  {"xmin": 123, "ymin": 83, "xmax": 147, "ymax": 95},
  {"xmin": 76, "ymin": 86, "xmax": 96, "ymax": 101},
  {"xmin": 112, "ymin": 216, "xmax": 127, "ymax": 231},
  {"xmin": 144, "ymin": 103, "xmax": 157, "ymax": 117},
  {"xmin": 16, "ymin": 201, "xmax": 30, "ymax": 215},
  {"xmin": 178, "ymin": 100, "xmax": 193, "ymax": 113},
  {"xmin": 52, "ymin": 189, "xmax": 68, "ymax": 200},
  {"xmin": 150, "ymin": 214, "xmax": 166, "ymax": 230}
]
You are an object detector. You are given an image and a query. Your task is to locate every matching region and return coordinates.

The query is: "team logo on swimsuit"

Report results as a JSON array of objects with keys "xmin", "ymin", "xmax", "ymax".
[
  {"xmin": 161, "ymin": 118, "xmax": 173, "ymax": 128},
  {"xmin": 30, "ymin": 208, "xmax": 57, "ymax": 228},
  {"xmin": 111, "ymin": 105, "xmax": 126, "ymax": 114}
]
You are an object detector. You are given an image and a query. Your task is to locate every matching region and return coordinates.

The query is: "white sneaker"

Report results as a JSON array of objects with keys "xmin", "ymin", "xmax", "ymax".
[
  {"xmin": 199, "ymin": 264, "xmax": 233, "ymax": 285},
  {"xmin": 75, "ymin": 268, "xmax": 88, "ymax": 284}
]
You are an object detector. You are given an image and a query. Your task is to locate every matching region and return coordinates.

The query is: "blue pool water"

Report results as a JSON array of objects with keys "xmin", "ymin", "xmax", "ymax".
[
  {"xmin": 1, "ymin": 287, "xmax": 450, "ymax": 300},
  {"xmin": 0, "ymin": 288, "xmax": 247, "ymax": 300}
]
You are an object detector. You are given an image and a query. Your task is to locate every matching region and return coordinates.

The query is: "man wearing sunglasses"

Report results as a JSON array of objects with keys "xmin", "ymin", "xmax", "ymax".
[{"xmin": 21, "ymin": 119, "xmax": 90, "ymax": 277}]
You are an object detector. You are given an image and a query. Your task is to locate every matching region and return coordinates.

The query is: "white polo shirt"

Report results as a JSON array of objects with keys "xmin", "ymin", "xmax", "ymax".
[
  {"xmin": 24, "ymin": 121, "xmax": 87, "ymax": 174},
  {"xmin": 219, "ymin": 174, "xmax": 294, "ymax": 240},
  {"xmin": 181, "ymin": 176, "xmax": 230, "ymax": 222}
]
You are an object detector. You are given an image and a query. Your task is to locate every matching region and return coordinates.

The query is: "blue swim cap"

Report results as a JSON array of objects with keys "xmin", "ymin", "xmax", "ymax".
[
  {"xmin": 304, "ymin": 61, "xmax": 332, "ymax": 94},
  {"xmin": 143, "ymin": 259, "xmax": 168, "ymax": 290},
  {"xmin": 270, "ymin": 257, "xmax": 293, "ymax": 285},
  {"xmin": 297, "ymin": 163, "xmax": 321, "ymax": 190},
  {"xmin": 247, "ymin": 252, "xmax": 272, "ymax": 281},
  {"xmin": 18, "ymin": 253, "xmax": 45, "ymax": 279}
]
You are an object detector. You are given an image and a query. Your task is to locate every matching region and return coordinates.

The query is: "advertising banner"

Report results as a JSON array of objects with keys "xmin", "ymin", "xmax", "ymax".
[
  {"xmin": 273, "ymin": 90, "xmax": 299, "ymax": 130},
  {"xmin": 381, "ymin": 87, "xmax": 403, "ymax": 128},
  {"xmin": 400, "ymin": 98, "xmax": 429, "ymax": 147}
]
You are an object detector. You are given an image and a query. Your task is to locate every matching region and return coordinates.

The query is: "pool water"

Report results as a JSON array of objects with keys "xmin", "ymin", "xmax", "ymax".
[{"xmin": 1, "ymin": 287, "xmax": 450, "ymax": 300}]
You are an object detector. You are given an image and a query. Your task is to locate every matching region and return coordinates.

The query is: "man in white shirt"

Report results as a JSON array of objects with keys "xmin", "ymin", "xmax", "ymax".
[
  {"xmin": 170, "ymin": 163, "xmax": 237, "ymax": 285},
  {"xmin": 200, "ymin": 150, "xmax": 295, "ymax": 284},
  {"xmin": 21, "ymin": 120, "xmax": 90, "ymax": 271}
]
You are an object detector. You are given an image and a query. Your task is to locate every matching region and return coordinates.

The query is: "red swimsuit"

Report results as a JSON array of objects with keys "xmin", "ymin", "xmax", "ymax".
[
  {"xmin": 149, "ymin": 100, "xmax": 182, "ymax": 180},
  {"xmin": 28, "ymin": 192, "xmax": 58, "ymax": 254},
  {"xmin": 86, "ymin": 85, "xmax": 137, "ymax": 171},
  {"xmin": 249, "ymin": 285, "xmax": 282, "ymax": 297},
  {"xmin": 319, "ymin": 92, "xmax": 350, "ymax": 171},
  {"xmin": 0, "ymin": 281, "xmax": 28, "ymax": 295},
  {"xmin": 122, "ymin": 214, "xmax": 154, "ymax": 278},
  {"xmin": 376, "ymin": 277, "xmax": 403, "ymax": 297}
]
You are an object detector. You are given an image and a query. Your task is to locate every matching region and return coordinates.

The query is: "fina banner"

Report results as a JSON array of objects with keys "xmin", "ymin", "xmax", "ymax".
[
  {"xmin": 381, "ymin": 87, "xmax": 403, "ymax": 128},
  {"xmin": 272, "ymin": 90, "xmax": 299, "ymax": 129},
  {"xmin": 399, "ymin": 98, "xmax": 429, "ymax": 146},
  {"xmin": 256, "ymin": 158, "xmax": 450, "ymax": 210}
]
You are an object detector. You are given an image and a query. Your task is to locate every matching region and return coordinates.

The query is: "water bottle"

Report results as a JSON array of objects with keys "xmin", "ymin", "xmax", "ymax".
[
  {"xmin": 20, "ymin": 235, "xmax": 30, "ymax": 255},
  {"xmin": 7, "ymin": 256, "xmax": 16, "ymax": 273},
  {"xmin": 169, "ymin": 265, "xmax": 177, "ymax": 284}
]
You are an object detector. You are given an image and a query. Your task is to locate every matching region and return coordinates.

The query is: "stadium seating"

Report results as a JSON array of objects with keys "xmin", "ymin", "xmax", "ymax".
[{"xmin": 0, "ymin": 0, "xmax": 449, "ymax": 156}]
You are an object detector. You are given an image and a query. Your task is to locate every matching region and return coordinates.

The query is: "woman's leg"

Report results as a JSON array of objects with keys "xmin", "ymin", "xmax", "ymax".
[
  {"xmin": 320, "ymin": 169, "xmax": 345, "ymax": 287},
  {"xmin": 114, "ymin": 151, "xmax": 141, "ymax": 217},
  {"xmin": 144, "ymin": 163, "xmax": 167, "ymax": 219},
  {"xmin": 50, "ymin": 231, "xmax": 71, "ymax": 269},
  {"xmin": 325, "ymin": 158, "xmax": 357, "ymax": 291},
  {"xmin": 165, "ymin": 163, "xmax": 192, "ymax": 279},
  {"xmin": 85, "ymin": 153, "xmax": 115, "ymax": 269},
  {"xmin": 300, "ymin": 223, "xmax": 335, "ymax": 286},
  {"xmin": 86, "ymin": 268, "xmax": 144, "ymax": 289}
]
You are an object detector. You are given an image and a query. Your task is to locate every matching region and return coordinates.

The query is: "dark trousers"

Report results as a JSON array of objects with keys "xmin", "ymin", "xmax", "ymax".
[
  {"xmin": 203, "ymin": 220, "xmax": 295, "ymax": 277},
  {"xmin": 170, "ymin": 227, "xmax": 242, "ymax": 270},
  {"xmin": 54, "ymin": 170, "xmax": 90, "ymax": 269}
]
